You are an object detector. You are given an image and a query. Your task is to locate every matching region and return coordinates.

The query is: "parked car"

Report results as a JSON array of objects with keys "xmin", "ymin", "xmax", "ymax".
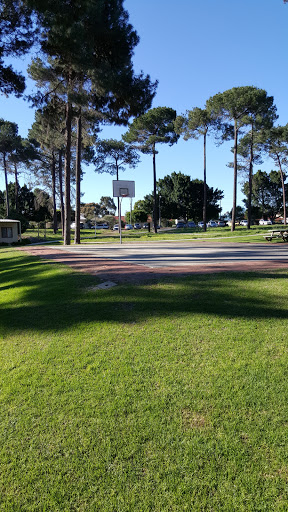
[
  {"xmin": 207, "ymin": 220, "xmax": 218, "ymax": 228},
  {"xmin": 176, "ymin": 221, "xmax": 187, "ymax": 228},
  {"xmin": 259, "ymin": 219, "xmax": 272, "ymax": 225},
  {"xmin": 71, "ymin": 222, "xmax": 84, "ymax": 229},
  {"xmin": 125, "ymin": 224, "xmax": 133, "ymax": 230},
  {"xmin": 142, "ymin": 223, "xmax": 149, "ymax": 229},
  {"xmin": 187, "ymin": 221, "xmax": 196, "ymax": 228},
  {"xmin": 95, "ymin": 223, "xmax": 109, "ymax": 229},
  {"xmin": 240, "ymin": 219, "xmax": 248, "ymax": 226},
  {"xmin": 198, "ymin": 221, "xmax": 205, "ymax": 228},
  {"xmin": 113, "ymin": 224, "xmax": 119, "ymax": 230},
  {"xmin": 134, "ymin": 223, "xmax": 141, "ymax": 229},
  {"xmin": 227, "ymin": 220, "xmax": 240, "ymax": 226},
  {"xmin": 217, "ymin": 220, "xmax": 226, "ymax": 227}
]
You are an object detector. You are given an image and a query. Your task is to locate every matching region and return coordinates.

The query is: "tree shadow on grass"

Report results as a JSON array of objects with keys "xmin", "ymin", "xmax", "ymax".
[{"xmin": 0, "ymin": 251, "xmax": 288, "ymax": 333}]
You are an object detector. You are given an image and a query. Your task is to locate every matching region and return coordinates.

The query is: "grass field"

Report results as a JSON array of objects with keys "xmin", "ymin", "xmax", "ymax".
[
  {"xmin": 22, "ymin": 224, "xmax": 287, "ymax": 245},
  {"xmin": 1, "ymin": 249, "xmax": 288, "ymax": 510}
]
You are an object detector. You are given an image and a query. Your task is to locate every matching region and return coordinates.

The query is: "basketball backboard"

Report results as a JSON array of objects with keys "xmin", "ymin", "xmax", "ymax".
[{"xmin": 113, "ymin": 180, "xmax": 135, "ymax": 198}]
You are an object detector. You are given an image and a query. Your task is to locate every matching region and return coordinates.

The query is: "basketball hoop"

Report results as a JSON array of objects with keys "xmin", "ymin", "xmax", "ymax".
[
  {"xmin": 113, "ymin": 180, "xmax": 135, "ymax": 198},
  {"xmin": 119, "ymin": 187, "xmax": 129, "ymax": 197},
  {"xmin": 113, "ymin": 180, "xmax": 135, "ymax": 245}
]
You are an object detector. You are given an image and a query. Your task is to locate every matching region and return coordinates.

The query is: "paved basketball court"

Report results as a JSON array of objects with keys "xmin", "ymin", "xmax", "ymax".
[
  {"xmin": 22, "ymin": 240, "xmax": 288, "ymax": 283},
  {"xmin": 53, "ymin": 240, "xmax": 288, "ymax": 266}
]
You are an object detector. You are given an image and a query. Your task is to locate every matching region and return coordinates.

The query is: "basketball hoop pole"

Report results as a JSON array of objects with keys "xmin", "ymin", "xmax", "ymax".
[
  {"xmin": 113, "ymin": 180, "xmax": 135, "ymax": 245},
  {"xmin": 119, "ymin": 195, "xmax": 127, "ymax": 244},
  {"xmin": 119, "ymin": 198, "xmax": 122, "ymax": 244}
]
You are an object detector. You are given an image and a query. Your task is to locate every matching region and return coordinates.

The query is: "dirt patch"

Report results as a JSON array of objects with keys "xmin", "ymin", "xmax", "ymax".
[
  {"xmin": 19, "ymin": 245, "xmax": 288, "ymax": 284},
  {"xmin": 181, "ymin": 409, "xmax": 206, "ymax": 430}
]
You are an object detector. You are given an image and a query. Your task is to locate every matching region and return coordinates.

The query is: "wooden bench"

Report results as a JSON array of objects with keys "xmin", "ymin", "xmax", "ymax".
[{"xmin": 264, "ymin": 229, "xmax": 288, "ymax": 242}]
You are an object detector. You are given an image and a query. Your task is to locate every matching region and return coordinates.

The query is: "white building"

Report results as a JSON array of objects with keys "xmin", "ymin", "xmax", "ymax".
[{"xmin": 0, "ymin": 219, "xmax": 21, "ymax": 243}]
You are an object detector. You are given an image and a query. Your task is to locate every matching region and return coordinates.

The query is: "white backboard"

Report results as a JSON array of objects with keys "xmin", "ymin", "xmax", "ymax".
[{"xmin": 113, "ymin": 180, "xmax": 135, "ymax": 198}]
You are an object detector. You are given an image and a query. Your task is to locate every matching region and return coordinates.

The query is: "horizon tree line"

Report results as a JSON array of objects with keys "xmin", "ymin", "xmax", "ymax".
[
  {"xmin": 1, "ymin": 1, "xmax": 288, "ymax": 237},
  {"xmin": 1, "ymin": 87, "xmax": 288, "ymax": 235}
]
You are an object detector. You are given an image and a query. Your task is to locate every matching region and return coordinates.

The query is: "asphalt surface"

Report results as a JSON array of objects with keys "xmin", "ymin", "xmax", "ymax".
[
  {"xmin": 21, "ymin": 240, "xmax": 288, "ymax": 283},
  {"xmin": 47, "ymin": 240, "xmax": 288, "ymax": 268}
]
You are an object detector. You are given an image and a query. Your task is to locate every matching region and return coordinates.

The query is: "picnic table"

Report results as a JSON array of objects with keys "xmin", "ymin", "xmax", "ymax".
[{"xmin": 264, "ymin": 229, "xmax": 288, "ymax": 242}]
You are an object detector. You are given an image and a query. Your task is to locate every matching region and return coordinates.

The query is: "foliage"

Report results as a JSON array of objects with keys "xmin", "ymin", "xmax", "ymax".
[
  {"xmin": 0, "ymin": 118, "xmax": 23, "ymax": 216},
  {"xmin": 123, "ymin": 107, "xmax": 178, "ymax": 232},
  {"xmin": 101, "ymin": 215, "xmax": 115, "ymax": 228},
  {"xmin": 6, "ymin": 209, "xmax": 30, "ymax": 232},
  {"xmin": 25, "ymin": 0, "xmax": 157, "ymax": 244},
  {"xmin": 0, "ymin": 182, "xmax": 53, "ymax": 226},
  {"xmin": 235, "ymin": 132, "xmax": 263, "ymax": 172},
  {"xmin": 237, "ymin": 92, "xmax": 277, "ymax": 228},
  {"xmin": 126, "ymin": 200, "xmax": 150, "ymax": 223},
  {"xmin": 94, "ymin": 138, "xmax": 140, "ymax": 178},
  {"xmin": 0, "ymin": 0, "xmax": 35, "ymax": 95},
  {"xmin": 175, "ymin": 107, "xmax": 219, "ymax": 230},
  {"xmin": 33, "ymin": 187, "xmax": 53, "ymax": 223},
  {"xmin": 8, "ymin": 136, "xmax": 40, "ymax": 174},
  {"xmin": 242, "ymin": 169, "xmax": 287, "ymax": 219},
  {"xmin": 175, "ymin": 107, "xmax": 218, "ymax": 141},
  {"xmin": 206, "ymin": 87, "xmax": 276, "ymax": 140},
  {"xmin": 80, "ymin": 197, "xmax": 116, "ymax": 221},
  {"xmin": 229, "ymin": 205, "xmax": 246, "ymax": 220},
  {"xmin": 0, "ymin": 182, "xmax": 34, "ymax": 218},
  {"xmin": 99, "ymin": 196, "xmax": 116, "ymax": 216},
  {"xmin": 143, "ymin": 172, "xmax": 223, "ymax": 222},
  {"xmin": 206, "ymin": 86, "xmax": 277, "ymax": 231},
  {"xmin": 258, "ymin": 125, "xmax": 288, "ymax": 223},
  {"xmin": 133, "ymin": 199, "xmax": 151, "ymax": 215},
  {"xmin": 0, "ymin": 118, "xmax": 21, "ymax": 155},
  {"xmin": 80, "ymin": 202, "xmax": 98, "ymax": 221},
  {"xmin": 123, "ymin": 106, "xmax": 178, "ymax": 153},
  {"xmin": 133, "ymin": 210, "xmax": 148, "ymax": 224},
  {"xmin": 12, "ymin": 183, "xmax": 35, "ymax": 218}
]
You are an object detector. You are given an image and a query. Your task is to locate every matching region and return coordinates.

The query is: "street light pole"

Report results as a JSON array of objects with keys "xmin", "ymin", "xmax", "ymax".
[{"xmin": 159, "ymin": 195, "xmax": 161, "ymax": 228}]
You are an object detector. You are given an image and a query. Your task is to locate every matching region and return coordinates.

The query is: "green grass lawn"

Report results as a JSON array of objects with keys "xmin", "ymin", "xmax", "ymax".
[
  {"xmin": 23, "ymin": 225, "xmax": 288, "ymax": 245},
  {"xmin": 1, "ymin": 249, "xmax": 288, "ymax": 510}
]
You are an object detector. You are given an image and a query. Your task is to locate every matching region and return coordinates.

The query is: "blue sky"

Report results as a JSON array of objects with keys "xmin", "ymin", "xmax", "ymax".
[{"xmin": 1, "ymin": 0, "xmax": 287, "ymax": 216}]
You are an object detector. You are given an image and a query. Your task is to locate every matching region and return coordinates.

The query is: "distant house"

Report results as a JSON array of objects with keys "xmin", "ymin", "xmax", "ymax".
[
  {"xmin": 0, "ymin": 219, "xmax": 21, "ymax": 243},
  {"xmin": 114, "ymin": 215, "xmax": 126, "ymax": 223}
]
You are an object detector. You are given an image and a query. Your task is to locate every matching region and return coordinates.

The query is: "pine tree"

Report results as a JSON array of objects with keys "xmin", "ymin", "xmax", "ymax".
[
  {"xmin": 123, "ymin": 107, "xmax": 178, "ymax": 233},
  {"xmin": 175, "ymin": 108, "xmax": 218, "ymax": 230}
]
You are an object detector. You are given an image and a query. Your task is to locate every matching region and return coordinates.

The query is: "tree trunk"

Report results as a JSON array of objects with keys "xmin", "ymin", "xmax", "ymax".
[
  {"xmin": 261, "ymin": 188, "xmax": 265, "ymax": 218},
  {"xmin": 277, "ymin": 154, "xmax": 287, "ymax": 225},
  {"xmin": 231, "ymin": 119, "xmax": 238, "ymax": 232},
  {"xmin": 58, "ymin": 149, "xmax": 64, "ymax": 237},
  {"xmin": 14, "ymin": 163, "xmax": 19, "ymax": 211},
  {"xmin": 64, "ymin": 100, "xmax": 72, "ymax": 245},
  {"xmin": 3, "ymin": 153, "xmax": 10, "ymax": 218},
  {"xmin": 203, "ymin": 131, "xmax": 207, "ymax": 232},
  {"xmin": 116, "ymin": 163, "xmax": 120, "ymax": 224},
  {"xmin": 247, "ymin": 127, "xmax": 253, "ymax": 230},
  {"xmin": 74, "ymin": 111, "xmax": 82, "ymax": 244},
  {"xmin": 152, "ymin": 143, "xmax": 157, "ymax": 233},
  {"xmin": 51, "ymin": 151, "xmax": 58, "ymax": 234}
]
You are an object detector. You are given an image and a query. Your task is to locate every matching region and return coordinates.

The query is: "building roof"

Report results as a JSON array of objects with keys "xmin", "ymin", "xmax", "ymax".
[{"xmin": 0, "ymin": 219, "xmax": 20, "ymax": 223}]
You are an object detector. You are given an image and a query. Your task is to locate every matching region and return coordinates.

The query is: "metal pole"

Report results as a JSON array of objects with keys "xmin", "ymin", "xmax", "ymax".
[
  {"xmin": 119, "ymin": 197, "xmax": 122, "ymax": 244},
  {"xmin": 159, "ymin": 195, "xmax": 161, "ymax": 228}
]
